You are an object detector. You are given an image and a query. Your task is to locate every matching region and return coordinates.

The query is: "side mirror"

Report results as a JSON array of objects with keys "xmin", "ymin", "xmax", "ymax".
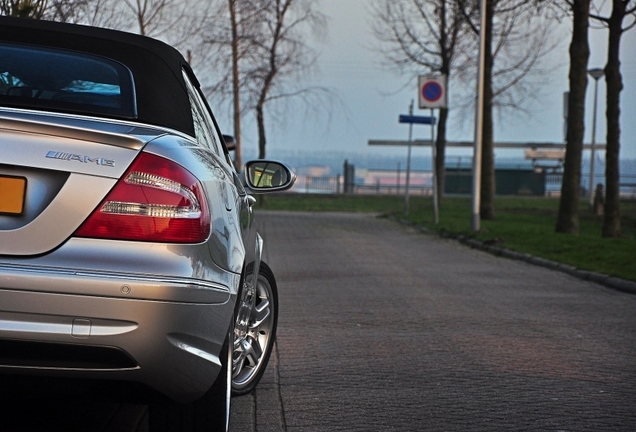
[
  {"xmin": 244, "ymin": 160, "xmax": 296, "ymax": 193},
  {"xmin": 223, "ymin": 135, "xmax": 236, "ymax": 151}
]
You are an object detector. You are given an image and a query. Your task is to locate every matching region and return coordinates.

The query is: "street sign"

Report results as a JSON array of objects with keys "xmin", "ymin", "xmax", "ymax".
[
  {"xmin": 418, "ymin": 75, "xmax": 447, "ymax": 109},
  {"xmin": 399, "ymin": 114, "xmax": 436, "ymax": 125}
]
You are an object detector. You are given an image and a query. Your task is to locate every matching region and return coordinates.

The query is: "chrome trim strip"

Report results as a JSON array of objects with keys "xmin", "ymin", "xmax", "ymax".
[
  {"xmin": 0, "ymin": 312, "xmax": 138, "ymax": 337},
  {"xmin": 0, "ymin": 364, "xmax": 140, "ymax": 372},
  {"xmin": 0, "ymin": 263, "xmax": 230, "ymax": 304},
  {"xmin": 73, "ymin": 270, "xmax": 230, "ymax": 293},
  {"xmin": 0, "ymin": 319, "xmax": 68, "ymax": 335},
  {"xmin": 0, "ymin": 264, "xmax": 229, "ymax": 293}
]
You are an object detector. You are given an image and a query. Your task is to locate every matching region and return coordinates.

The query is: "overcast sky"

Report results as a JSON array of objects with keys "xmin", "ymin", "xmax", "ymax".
[{"xmin": 234, "ymin": 0, "xmax": 636, "ymax": 163}]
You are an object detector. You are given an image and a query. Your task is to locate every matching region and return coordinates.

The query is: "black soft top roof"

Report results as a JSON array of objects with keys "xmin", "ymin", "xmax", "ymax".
[{"xmin": 0, "ymin": 16, "xmax": 196, "ymax": 136}]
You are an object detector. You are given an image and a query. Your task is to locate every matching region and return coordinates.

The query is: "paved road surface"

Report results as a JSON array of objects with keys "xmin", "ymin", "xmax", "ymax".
[
  {"xmin": 232, "ymin": 211, "xmax": 636, "ymax": 431},
  {"xmin": 2, "ymin": 211, "xmax": 635, "ymax": 431}
]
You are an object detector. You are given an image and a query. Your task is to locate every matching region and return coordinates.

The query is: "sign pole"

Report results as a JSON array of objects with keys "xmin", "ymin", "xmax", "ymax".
[
  {"xmin": 431, "ymin": 108, "xmax": 439, "ymax": 224},
  {"xmin": 418, "ymin": 74, "xmax": 446, "ymax": 223},
  {"xmin": 404, "ymin": 100, "xmax": 414, "ymax": 216}
]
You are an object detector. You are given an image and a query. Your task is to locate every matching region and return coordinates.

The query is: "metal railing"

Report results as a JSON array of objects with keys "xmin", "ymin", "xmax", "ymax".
[
  {"xmin": 293, "ymin": 173, "xmax": 636, "ymax": 199},
  {"xmin": 546, "ymin": 173, "xmax": 636, "ymax": 198},
  {"xmin": 296, "ymin": 176, "xmax": 341, "ymax": 194}
]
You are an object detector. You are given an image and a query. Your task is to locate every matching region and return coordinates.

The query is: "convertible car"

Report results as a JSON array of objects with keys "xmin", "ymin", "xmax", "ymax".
[{"xmin": 0, "ymin": 15, "xmax": 294, "ymax": 431}]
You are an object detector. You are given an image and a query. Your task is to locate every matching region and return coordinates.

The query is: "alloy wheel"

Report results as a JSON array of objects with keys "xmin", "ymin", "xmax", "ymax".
[{"xmin": 232, "ymin": 267, "xmax": 276, "ymax": 393}]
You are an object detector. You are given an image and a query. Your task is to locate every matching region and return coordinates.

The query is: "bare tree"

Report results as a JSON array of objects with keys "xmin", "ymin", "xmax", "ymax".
[
  {"xmin": 206, "ymin": 0, "xmax": 326, "ymax": 160},
  {"xmin": 121, "ymin": 0, "xmax": 173, "ymax": 37},
  {"xmin": 0, "ymin": 0, "xmax": 46, "ymax": 18},
  {"xmin": 459, "ymin": 0, "xmax": 557, "ymax": 220},
  {"xmin": 590, "ymin": 0, "xmax": 636, "ymax": 237},
  {"xmin": 203, "ymin": 0, "xmax": 270, "ymax": 167},
  {"xmin": 371, "ymin": 0, "xmax": 467, "ymax": 205},
  {"xmin": 116, "ymin": 0, "xmax": 212, "ymax": 51},
  {"xmin": 1, "ymin": 0, "xmax": 120, "ymax": 25},
  {"xmin": 244, "ymin": 0, "xmax": 327, "ymax": 159},
  {"xmin": 44, "ymin": 0, "xmax": 124, "ymax": 27},
  {"xmin": 556, "ymin": 0, "xmax": 591, "ymax": 234},
  {"xmin": 42, "ymin": 0, "xmax": 212, "ymax": 52},
  {"xmin": 372, "ymin": 0, "xmax": 559, "ymax": 219}
]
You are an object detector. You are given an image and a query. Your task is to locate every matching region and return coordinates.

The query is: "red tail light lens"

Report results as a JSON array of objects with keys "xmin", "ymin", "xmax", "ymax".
[{"xmin": 75, "ymin": 152, "xmax": 210, "ymax": 243}]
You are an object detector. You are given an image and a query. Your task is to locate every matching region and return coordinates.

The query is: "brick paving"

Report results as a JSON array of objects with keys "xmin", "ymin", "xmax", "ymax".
[{"xmin": 232, "ymin": 210, "xmax": 636, "ymax": 432}]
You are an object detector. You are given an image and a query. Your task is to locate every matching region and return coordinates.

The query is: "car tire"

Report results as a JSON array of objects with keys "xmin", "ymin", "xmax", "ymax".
[
  {"xmin": 149, "ymin": 325, "xmax": 232, "ymax": 432},
  {"xmin": 232, "ymin": 262, "xmax": 278, "ymax": 396}
]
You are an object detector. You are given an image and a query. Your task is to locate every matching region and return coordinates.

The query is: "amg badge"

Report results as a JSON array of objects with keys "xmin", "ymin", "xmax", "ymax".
[{"xmin": 46, "ymin": 151, "xmax": 115, "ymax": 167}]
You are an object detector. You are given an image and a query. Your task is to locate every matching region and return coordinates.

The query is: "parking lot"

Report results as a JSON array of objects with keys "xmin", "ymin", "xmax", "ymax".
[{"xmin": 2, "ymin": 211, "xmax": 635, "ymax": 431}]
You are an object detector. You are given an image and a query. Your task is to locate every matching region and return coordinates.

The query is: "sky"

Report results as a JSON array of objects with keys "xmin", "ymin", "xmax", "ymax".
[{"xmin": 234, "ymin": 0, "xmax": 636, "ymax": 166}]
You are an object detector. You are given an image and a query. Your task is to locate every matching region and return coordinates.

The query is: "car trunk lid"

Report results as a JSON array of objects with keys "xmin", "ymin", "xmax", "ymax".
[{"xmin": 0, "ymin": 112, "xmax": 163, "ymax": 255}]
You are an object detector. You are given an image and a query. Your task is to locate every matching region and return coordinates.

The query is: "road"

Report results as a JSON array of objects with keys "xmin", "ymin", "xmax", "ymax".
[
  {"xmin": 231, "ymin": 211, "xmax": 636, "ymax": 431},
  {"xmin": 2, "ymin": 211, "xmax": 635, "ymax": 431}
]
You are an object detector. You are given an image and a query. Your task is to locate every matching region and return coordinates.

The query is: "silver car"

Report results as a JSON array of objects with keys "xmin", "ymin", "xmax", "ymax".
[{"xmin": 0, "ymin": 16, "xmax": 294, "ymax": 432}]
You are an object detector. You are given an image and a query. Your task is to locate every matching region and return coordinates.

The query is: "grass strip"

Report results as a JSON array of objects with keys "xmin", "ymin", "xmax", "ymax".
[{"xmin": 259, "ymin": 194, "xmax": 636, "ymax": 282}]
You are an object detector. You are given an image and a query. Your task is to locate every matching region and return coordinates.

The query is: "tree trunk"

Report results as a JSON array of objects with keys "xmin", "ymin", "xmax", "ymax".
[
  {"xmin": 556, "ymin": 0, "xmax": 590, "ymax": 234},
  {"xmin": 229, "ymin": 0, "xmax": 243, "ymax": 169},
  {"xmin": 436, "ymin": 107, "xmax": 448, "ymax": 205},
  {"xmin": 602, "ymin": 0, "xmax": 626, "ymax": 238},
  {"xmin": 435, "ymin": 0, "xmax": 449, "ymax": 207},
  {"xmin": 480, "ymin": 0, "xmax": 495, "ymax": 220},
  {"xmin": 256, "ymin": 102, "xmax": 266, "ymax": 159}
]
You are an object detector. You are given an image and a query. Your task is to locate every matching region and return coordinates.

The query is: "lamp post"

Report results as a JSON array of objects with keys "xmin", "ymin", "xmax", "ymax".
[
  {"xmin": 588, "ymin": 68, "xmax": 604, "ymax": 209},
  {"xmin": 471, "ymin": 0, "xmax": 487, "ymax": 232}
]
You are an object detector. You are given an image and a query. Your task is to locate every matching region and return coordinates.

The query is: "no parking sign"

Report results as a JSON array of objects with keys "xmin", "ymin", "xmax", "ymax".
[{"xmin": 418, "ymin": 75, "xmax": 447, "ymax": 109}]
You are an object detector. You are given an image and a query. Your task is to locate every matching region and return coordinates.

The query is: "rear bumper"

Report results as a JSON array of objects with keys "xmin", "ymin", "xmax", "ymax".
[{"xmin": 0, "ymin": 264, "xmax": 239, "ymax": 403}]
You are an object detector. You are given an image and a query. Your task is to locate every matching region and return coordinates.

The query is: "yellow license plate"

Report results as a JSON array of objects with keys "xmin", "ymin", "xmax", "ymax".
[{"xmin": 0, "ymin": 175, "xmax": 27, "ymax": 215}]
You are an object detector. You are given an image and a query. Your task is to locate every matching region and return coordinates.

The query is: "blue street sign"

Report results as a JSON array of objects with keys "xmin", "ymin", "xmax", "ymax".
[{"xmin": 399, "ymin": 114, "xmax": 436, "ymax": 125}]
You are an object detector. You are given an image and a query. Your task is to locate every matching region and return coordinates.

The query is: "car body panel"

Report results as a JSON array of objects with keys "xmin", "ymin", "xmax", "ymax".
[
  {"xmin": 0, "ymin": 286, "xmax": 236, "ymax": 403},
  {"xmin": 0, "ymin": 16, "xmax": 293, "ymax": 409},
  {"xmin": 0, "ymin": 107, "xmax": 168, "ymax": 145},
  {"xmin": 142, "ymin": 135, "xmax": 248, "ymax": 275},
  {"xmin": 0, "ymin": 113, "xmax": 242, "ymax": 403},
  {"xmin": 0, "ymin": 110, "xmax": 148, "ymax": 153},
  {"xmin": 0, "ymin": 173, "xmax": 116, "ymax": 254},
  {"xmin": 0, "ymin": 242, "xmax": 232, "ymax": 304},
  {"xmin": 0, "ymin": 111, "xmax": 243, "ymax": 401}
]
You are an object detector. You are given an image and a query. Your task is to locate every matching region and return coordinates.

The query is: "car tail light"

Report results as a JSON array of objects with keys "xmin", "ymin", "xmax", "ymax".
[{"xmin": 75, "ymin": 152, "xmax": 210, "ymax": 243}]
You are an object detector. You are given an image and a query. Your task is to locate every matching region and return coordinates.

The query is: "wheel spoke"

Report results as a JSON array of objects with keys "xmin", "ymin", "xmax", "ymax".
[
  {"xmin": 232, "ymin": 350, "xmax": 246, "ymax": 379},
  {"xmin": 242, "ymin": 336, "xmax": 263, "ymax": 367},
  {"xmin": 250, "ymin": 298, "xmax": 270, "ymax": 329}
]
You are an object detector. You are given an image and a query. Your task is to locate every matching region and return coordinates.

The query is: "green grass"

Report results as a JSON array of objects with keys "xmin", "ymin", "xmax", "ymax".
[{"xmin": 259, "ymin": 194, "xmax": 636, "ymax": 282}]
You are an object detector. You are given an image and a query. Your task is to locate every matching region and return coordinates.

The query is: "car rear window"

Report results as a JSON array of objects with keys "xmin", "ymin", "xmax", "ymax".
[{"xmin": 0, "ymin": 42, "xmax": 136, "ymax": 118}]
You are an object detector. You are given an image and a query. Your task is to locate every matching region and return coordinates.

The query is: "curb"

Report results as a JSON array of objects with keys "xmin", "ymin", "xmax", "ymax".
[{"xmin": 395, "ymin": 217, "xmax": 636, "ymax": 295}]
